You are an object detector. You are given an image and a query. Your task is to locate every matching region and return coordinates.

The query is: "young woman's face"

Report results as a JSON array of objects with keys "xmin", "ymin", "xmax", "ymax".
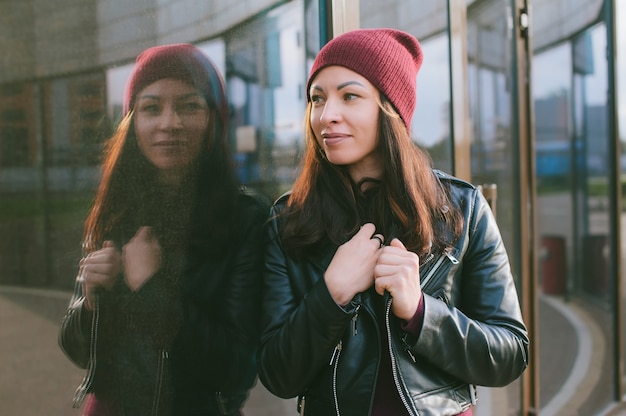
[
  {"xmin": 133, "ymin": 78, "xmax": 210, "ymax": 185},
  {"xmin": 309, "ymin": 66, "xmax": 382, "ymax": 182}
]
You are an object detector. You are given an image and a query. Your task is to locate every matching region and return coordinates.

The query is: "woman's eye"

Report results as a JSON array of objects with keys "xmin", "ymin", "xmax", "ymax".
[
  {"xmin": 343, "ymin": 93, "xmax": 358, "ymax": 101},
  {"xmin": 140, "ymin": 104, "xmax": 160, "ymax": 114},
  {"xmin": 178, "ymin": 102, "xmax": 205, "ymax": 113},
  {"xmin": 310, "ymin": 94, "xmax": 325, "ymax": 104},
  {"xmin": 187, "ymin": 102, "xmax": 202, "ymax": 109}
]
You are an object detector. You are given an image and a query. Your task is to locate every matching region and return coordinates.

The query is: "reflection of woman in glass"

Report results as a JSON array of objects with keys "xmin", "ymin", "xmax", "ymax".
[
  {"xmin": 257, "ymin": 29, "xmax": 529, "ymax": 416},
  {"xmin": 59, "ymin": 44, "xmax": 269, "ymax": 416}
]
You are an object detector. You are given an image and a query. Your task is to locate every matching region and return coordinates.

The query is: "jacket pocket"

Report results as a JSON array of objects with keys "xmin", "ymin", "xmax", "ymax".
[{"xmin": 420, "ymin": 247, "xmax": 459, "ymax": 295}]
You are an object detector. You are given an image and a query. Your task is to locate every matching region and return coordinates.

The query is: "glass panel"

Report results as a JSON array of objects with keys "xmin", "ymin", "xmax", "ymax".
[
  {"xmin": 0, "ymin": 75, "xmax": 105, "ymax": 414},
  {"xmin": 466, "ymin": 1, "xmax": 521, "ymax": 414},
  {"xmin": 360, "ymin": 0, "xmax": 452, "ymax": 172},
  {"xmin": 215, "ymin": 3, "xmax": 310, "ymax": 412},
  {"xmin": 572, "ymin": 23, "xmax": 614, "ymax": 414},
  {"xmin": 0, "ymin": 74, "xmax": 107, "ymax": 291},
  {"xmin": 414, "ymin": 34, "xmax": 452, "ymax": 172},
  {"xmin": 618, "ymin": 0, "xmax": 626, "ymax": 392},
  {"xmin": 224, "ymin": 1, "xmax": 307, "ymax": 201},
  {"xmin": 0, "ymin": 82, "xmax": 40, "ymax": 285},
  {"xmin": 533, "ymin": 23, "xmax": 615, "ymax": 414},
  {"xmin": 1, "ymin": 1, "xmax": 311, "ymax": 414}
]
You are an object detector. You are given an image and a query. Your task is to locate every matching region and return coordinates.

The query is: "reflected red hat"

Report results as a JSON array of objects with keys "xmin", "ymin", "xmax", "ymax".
[
  {"xmin": 307, "ymin": 28, "xmax": 423, "ymax": 130},
  {"xmin": 123, "ymin": 43, "xmax": 228, "ymax": 128}
]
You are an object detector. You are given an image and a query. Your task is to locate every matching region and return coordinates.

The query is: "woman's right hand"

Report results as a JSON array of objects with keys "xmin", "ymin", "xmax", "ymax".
[
  {"xmin": 324, "ymin": 223, "xmax": 383, "ymax": 306},
  {"xmin": 79, "ymin": 240, "xmax": 121, "ymax": 311}
]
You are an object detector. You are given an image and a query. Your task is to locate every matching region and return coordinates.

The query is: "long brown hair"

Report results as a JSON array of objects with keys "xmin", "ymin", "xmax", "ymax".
[
  {"xmin": 82, "ymin": 105, "xmax": 239, "ymax": 255},
  {"xmin": 280, "ymin": 95, "xmax": 462, "ymax": 259}
]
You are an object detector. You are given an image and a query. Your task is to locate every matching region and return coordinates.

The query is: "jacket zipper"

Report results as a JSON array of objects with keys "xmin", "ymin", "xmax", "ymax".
[
  {"xmin": 327, "ymin": 303, "xmax": 360, "ymax": 416},
  {"xmin": 420, "ymin": 249, "xmax": 459, "ymax": 291},
  {"xmin": 385, "ymin": 298, "xmax": 418, "ymax": 416},
  {"xmin": 72, "ymin": 295, "xmax": 100, "ymax": 408},
  {"xmin": 298, "ymin": 394, "xmax": 306, "ymax": 416},
  {"xmin": 330, "ymin": 340, "xmax": 343, "ymax": 416},
  {"xmin": 151, "ymin": 349, "xmax": 168, "ymax": 415},
  {"xmin": 351, "ymin": 304, "xmax": 361, "ymax": 335}
]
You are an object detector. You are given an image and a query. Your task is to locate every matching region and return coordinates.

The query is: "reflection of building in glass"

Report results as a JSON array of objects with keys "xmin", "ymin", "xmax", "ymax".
[
  {"xmin": 0, "ymin": 84, "xmax": 34, "ymax": 170},
  {"xmin": 535, "ymin": 92, "xmax": 571, "ymax": 180}
]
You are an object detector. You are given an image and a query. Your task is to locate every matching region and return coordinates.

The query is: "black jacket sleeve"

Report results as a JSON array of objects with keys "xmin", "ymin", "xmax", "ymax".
[{"xmin": 256, "ymin": 202, "xmax": 357, "ymax": 399}]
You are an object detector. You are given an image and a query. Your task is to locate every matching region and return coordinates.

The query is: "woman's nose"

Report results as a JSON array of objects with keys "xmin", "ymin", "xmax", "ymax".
[
  {"xmin": 319, "ymin": 99, "xmax": 341, "ymax": 125},
  {"xmin": 158, "ymin": 106, "xmax": 183, "ymax": 129}
]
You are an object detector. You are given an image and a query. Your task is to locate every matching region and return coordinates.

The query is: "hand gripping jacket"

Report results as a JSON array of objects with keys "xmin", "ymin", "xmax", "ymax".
[{"xmin": 257, "ymin": 171, "xmax": 529, "ymax": 416}]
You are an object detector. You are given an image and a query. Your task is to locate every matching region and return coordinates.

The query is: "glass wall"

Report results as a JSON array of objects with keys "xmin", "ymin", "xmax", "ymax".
[
  {"xmin": 618, "ymin": 0, "xmax": 626, "ymax": 396},
  {"xmin": 466, "ymin": 0, "xmax": 522, "ymax": 414},
  {"xmin": 224, "ymin": 0, "xmax": 307, "ymax": 200},
  {"xmin": 0, "ymin": 73, "xmax": 107, "ymax": 291},
  {"xmin": 0, "ymin": 75, "xmax": 108, "ymax": 414},
  {"xmin": 360, "ymin": 0, "xmax": 453, "ymax": 173},
  {"xmin": 533, "ymin": 19, "xmax": 616, "ymax": 416},
  {"xmin": 413, "ymin": 34, "xmax": 453, "ymax": 173},
  {"xmin": 0, "ymin": 1, "xmax": 308, "ymax": 414}
]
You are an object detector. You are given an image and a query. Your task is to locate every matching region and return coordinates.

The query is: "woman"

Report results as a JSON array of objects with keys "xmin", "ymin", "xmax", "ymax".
[
  {"xmin": 257, "ymin": 28, "xmax": 529, "ymax": 416},
  {"xmin": 59, "ymin": 43, "xmax": 269, "ymax": 415}
]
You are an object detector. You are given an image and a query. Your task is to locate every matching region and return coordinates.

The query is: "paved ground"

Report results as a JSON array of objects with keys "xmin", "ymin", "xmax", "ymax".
[
  {"xmin": 0, "ymin": 284, "xmax": 621, "ymax": 416},
  {"xmin": 0, "ymin": 286, "xmax": 295, "ymax": 416}
]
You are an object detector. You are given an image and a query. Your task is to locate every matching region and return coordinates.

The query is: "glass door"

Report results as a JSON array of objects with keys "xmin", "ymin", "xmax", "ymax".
[
  {"xmin": 533, "ymin": 19, "xmax": 617, "ymax": 416},
  {"xmin": 466, "ymin": 0, "xmax": 531, "ymax": 414}
]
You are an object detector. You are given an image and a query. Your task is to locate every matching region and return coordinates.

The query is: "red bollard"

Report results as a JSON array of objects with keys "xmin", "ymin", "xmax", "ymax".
[{"xmin": 540, "ymin": 236, "xmax": 566, "ymax": 295}]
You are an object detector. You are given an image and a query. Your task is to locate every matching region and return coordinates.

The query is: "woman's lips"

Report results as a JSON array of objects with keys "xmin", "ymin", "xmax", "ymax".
[
  {"xmin": 153, "ymin": 141, "xmax": 186, "ymax": 154},
  {"xmin": 322, "ymin": 133, "xmax": 349, "ymax": 146},
  {"xmin": 155, "ymin": 140, "xmax": 184, "ymax": 146}
]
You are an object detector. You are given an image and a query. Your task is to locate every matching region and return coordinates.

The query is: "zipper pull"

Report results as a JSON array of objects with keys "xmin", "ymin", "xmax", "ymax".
[
  {"xmin": 405, "ymin": 347, "xmax": 417, "ymax": 363},
  {"xmin": 329, "ymin": 340, "xmax": 343, "ymax": 365},
  {"xmin": 352, "ymin": 304, "xmax": 361, "ymax": 335},
  {"xmin": 445, "ymin": 249, "xmax": 459, "ymax": 264},
  {"xmin": 298, "ymin": 395, "xmax": 306, "ymax": 416}
]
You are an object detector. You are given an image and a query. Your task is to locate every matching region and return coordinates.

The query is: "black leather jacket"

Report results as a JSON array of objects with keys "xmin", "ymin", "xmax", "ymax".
[
  {"xmin": 59, "ymin": 188, "xmax": 269, "ymax": 416},
  {"xmin": 257, "ymin": 171, "xmax": 529, "ymax": 416}
]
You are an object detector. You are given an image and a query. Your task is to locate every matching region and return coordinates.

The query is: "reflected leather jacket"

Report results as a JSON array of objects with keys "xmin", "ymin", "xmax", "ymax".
[
  {"xmin": 59, "ymin": 189, "xmax": 269, "ymax": 416},
  {"xmin": 257, "ymin": 171, "xmax": 529, "ymax": 416}
]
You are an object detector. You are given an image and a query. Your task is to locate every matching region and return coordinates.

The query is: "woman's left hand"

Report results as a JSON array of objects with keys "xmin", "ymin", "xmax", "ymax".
[{"xmin": 374, "ymin": 238, "xmax": 422, "ymax": 321}]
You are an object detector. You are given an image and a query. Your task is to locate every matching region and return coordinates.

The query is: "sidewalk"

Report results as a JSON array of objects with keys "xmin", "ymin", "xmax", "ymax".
[
  {"xmin": 0, "ymin": 285, "xmax": 602, "ymax": 416},
  {"xmin": 0, "ymin": 286, "xmax": 295, "ymax": 416}
]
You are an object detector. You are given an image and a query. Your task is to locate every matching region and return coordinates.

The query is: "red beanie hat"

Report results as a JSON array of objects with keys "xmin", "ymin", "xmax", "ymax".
[
  {"xmin": 123, "ymin": 43, "xmax": 228, "ymax": 128},
  {"xmin": 307, "ymin": 28, "xmax": 423, "ymax": 130}
]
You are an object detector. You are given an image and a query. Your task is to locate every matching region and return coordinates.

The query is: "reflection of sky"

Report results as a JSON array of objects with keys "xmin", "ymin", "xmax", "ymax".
[
  {"xmin": 412, "ymin": 34, "xmax": 450, "ymax": 147},
  {"xmin": 583, "ymin": 26, "xmax": 607, "ymax": 106},
  {"xmin": 106, "ymin": 64, "xmax": 133, "ymax": 120},
  {"xmin": 272, "ymin": 26, "xmax": 306, "ymax": 146},
  {"xmin": 532, "ymin": 43, "xmax": 570, "ymax": 100},
  {"xmin": 618, "ymin": 1, "xmax": 626, "ymax": 140},
  {"xmin": 534, "ymin": 20, "xmax": 626, "ymax": 141}
]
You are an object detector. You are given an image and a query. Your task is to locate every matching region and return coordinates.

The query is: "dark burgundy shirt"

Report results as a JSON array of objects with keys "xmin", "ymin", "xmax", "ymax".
[{"xmin": 371, "ymin": 295, "xmax": 472, "ymax": 416}]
